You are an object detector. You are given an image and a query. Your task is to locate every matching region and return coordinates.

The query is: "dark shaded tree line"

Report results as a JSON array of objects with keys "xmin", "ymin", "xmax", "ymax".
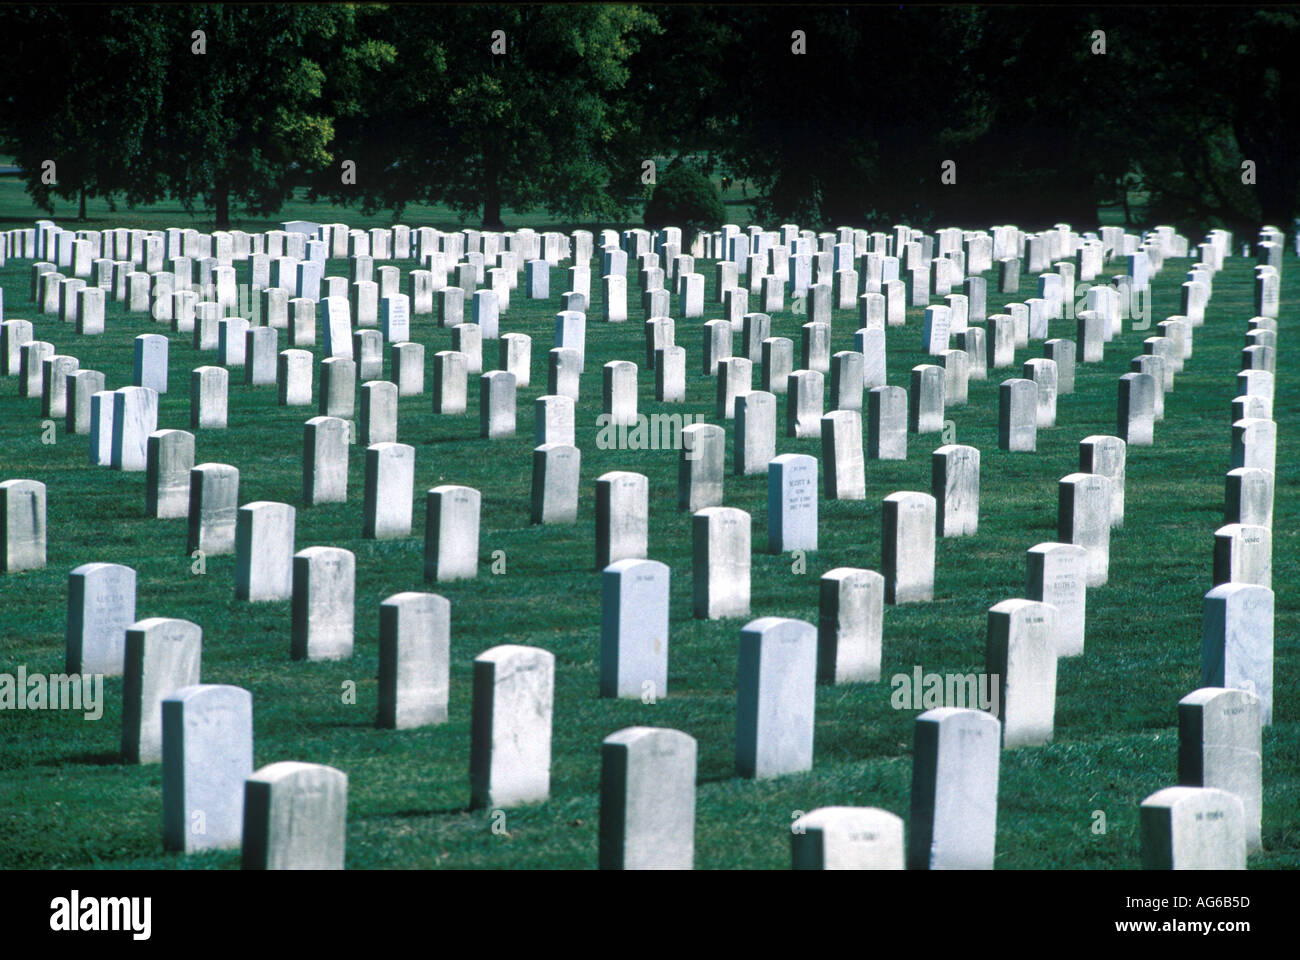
[{"xmin": 0, "ymin": 4, "xmax": 1294, "ymax": 236}]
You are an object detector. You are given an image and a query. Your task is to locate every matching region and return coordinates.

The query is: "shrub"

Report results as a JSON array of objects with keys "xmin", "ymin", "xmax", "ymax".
[{"xmin": 644, "ymin": 163, "xmax": 726, "ymax": 236}]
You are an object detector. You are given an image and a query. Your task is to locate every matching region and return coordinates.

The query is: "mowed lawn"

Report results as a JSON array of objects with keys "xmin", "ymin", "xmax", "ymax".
[{"xmin": 0, "ymin": 203, "xmax": 1295, "ymax": 869}]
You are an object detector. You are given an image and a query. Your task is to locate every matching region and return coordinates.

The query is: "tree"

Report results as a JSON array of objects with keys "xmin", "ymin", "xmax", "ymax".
[
  {"xmin": 315, "ymin": 4, "xmax": 659, "ymax": 227},
  {"xmin": 0, "ymin": 6, "xmax": 170, "ymax": 219},
  {"xmin": 155, "ymin": 4, "xmax": 378, "ymax": 228}
]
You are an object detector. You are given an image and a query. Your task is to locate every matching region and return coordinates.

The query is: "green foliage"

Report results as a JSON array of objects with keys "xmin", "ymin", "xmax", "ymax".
[
  {"xmin": 1, "ymin": 6, "xmax": 1298, "ymax": 230},
  {"xmin": 315, "ymin": 4, "xmax": 659, "ymax": 226},
  {"xmin": 643, "ymin": 162, "xmax": 725, "ymax": 234}
]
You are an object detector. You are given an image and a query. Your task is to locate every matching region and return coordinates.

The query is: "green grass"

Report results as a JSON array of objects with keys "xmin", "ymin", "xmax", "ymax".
[{"xmin": 0, "ymin": 208, "xmax": 1295, "ymax": 870}]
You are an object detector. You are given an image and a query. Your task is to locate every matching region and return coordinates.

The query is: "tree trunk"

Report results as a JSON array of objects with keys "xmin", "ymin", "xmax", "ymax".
[
  {"xmin": 78, "ymin": 186, "xmax": 87, "ymax": 222},
  {"xmin": 482, "ymin": 163, "xmax": 504, "ymax": 229},
  {"xmin": 214, "ymin": 179, "xmax": 231, "ymax": 230}
]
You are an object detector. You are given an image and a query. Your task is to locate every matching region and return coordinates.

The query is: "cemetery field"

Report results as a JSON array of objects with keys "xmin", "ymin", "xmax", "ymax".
[{"xmin": 0, "ymin": 238, "xmax": 1295, "ymax": 870}]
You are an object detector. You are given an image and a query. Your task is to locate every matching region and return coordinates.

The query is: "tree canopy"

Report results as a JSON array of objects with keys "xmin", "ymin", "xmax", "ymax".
[{"xmin": 0, "ymin": 5, "xmax": 1292, "ymax": 234}]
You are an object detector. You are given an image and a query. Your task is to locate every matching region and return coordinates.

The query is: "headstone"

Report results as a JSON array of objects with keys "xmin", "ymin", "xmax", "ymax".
[
  {"xmin": 735, "ymin": 617, "xmax": 817, "ymax": 779},
  {"xmin": 932, "ymin": 444, "xmax": 979, "ymax": 537},
  {"xmin": 1213, "ymin": 523, "xmax": 1271, "ymax": 589},
  {"xmin": 821, "ymin": 411, "xmax": 866, "ymax": 500},
  {"xmin": 1231, "ymin": 418, "xmax": 1276, "ymax": 474},
  {"xmin": 291, "ymin": 546, "xmax": 355, "ymax": 661},
  {"xmin": 882, "ymin": 492, "xmax": 936, "ymax": 604},
  {"xmin": 1079, "ymin": 436, "xmax": 1126, "ymax": 529},
  {"xmin": 736, "ymin": 391, "xmax": 777, "ymax": 476},
  {"xmin": 599, "ymin": 727, "xmax": 697, "ymax": 870},
  {"xmin": 424, "ymin": 485, "xmax": 481, "ymax": 581},
  {"xmin": 433, "ymin": 350, "xmax": 468, "ymax": 414},
  {"xmin": 998, "ymin": 378, "xmax": 1037, "ymax": 451},
  {"xmin": 276, "ymin": 349, "xmax": 313, "ymax": 406},
  {"xmin": 360, "ymin": 380, "xmax": 398, "ymax": 445},
  {"xmin": 986, "ymin": 599, "xmax": 1059, "ymax": 747},
  {"xmin": 377, "ymin": 592, "xmax": 451, "ymax": 729},
  {"xmin": 1118, "ymin": 372, "xmax": 1156, "ymax": 446},
  {"xmin": 146, "ymin": 429, "xmax": 195, "ymax": 520},
  {"xmin": 111, "ymin": 386, "xmax": 159, "ymax": 471},
  {"xmin": 1022, "ymin": 358, "xmax": 1057, "ymax": 427},
  {"xmin": 817, "ymin": 568, "xmax": 883, "ymax": 683},
  {"xmin": 654, "ymin": 345, "xmax": 686, "ymax": 402},
  {"xmin": 162, "ymin": 684, "xmax": 253, "ymax": 853},
  {"xmin": 786, "ymin": 369, "xmax": 824, "ymax": 438},
  {"xmin": 907, "ymin": 707, "xmax": 1000, "ymax": 869},
  {"xmin": 65, "ymin": 369, "xmax": 106, "ymax": 436},
  {"xmin": 678, "ymin": 423, "xmax": 725, "ymax": 513},
  {"xmin": 233, "ymin": 503, "xmax": 297, "ymax": 602},
  {"xmin": 530, "ymin": 443, "xmax": 581, "ymax": 525},
  {"xmin": 909, "ymin": 365, "xmax": 945, "ymax": 434},
  {"xmin": 303, "ymin": 417, "xmax": 349, "ymax": 505},
  {"xmin": 1139, "ymin": 786, "xmax": 1246, "ymax": 870},
  {"xmin": 452, "ymin": 323, "xmax": 483, "ymax": 375},
  {"xmin": 1178, "ymin": 688, "xmax": 1263, "ymax": 853},
  {"xmin": 65, "ymin": 562, "xmax": 137, "ymax": 675},
  {"xmin": 319, "ymin": 357, "xmax": 356, "ymax": 419},
  {"xmin": 363, "ymin": 443, "xmax": 416, "ymax": 539},
  {"xmin": 692, "ymin": 507, "xmax": 751, "ymax": 619},
  {"xmin": 767, "ymin": 453, "xmax": 818, "ymax": 553},
  {"xmin": 191, "ymin": 366, "xmax": 228, "ymax": 429},
  {"xmin": 469, "ymin": 645, "xmax": 555, "ymax": 808},
  {"xmin": 480, "ymin": 370, "xmax": 517, "ymax": 438},
  {"xmin": 132, "ymin": 334, "xmax": 168, "ymax": 394},
  {"xmin": 241, "ymin": 762, "xmax": 348, "ymax": 870},
  {"xmin": 122, "ymin": 617, "xmax": 202, "ymax": 764},
  {"xmin": 534, "ymin": 395, "xmax": 575, "ymax": 447},
  {"xmin": 1044, "ymin": 339, "xmax": 1075, "ymax": 395},
  {"xmin": 1026, "ymin": 542, "xmax": 1088, "ymax": 657},
  {"xmin": 1058, "ymin": 473, "xmax": 1112, "ymax": 586},
  {"xmin": 187, "ymin": 463, "xmax": 240, "ymax": 555},
  {"xmin": 791, "ymin": 807, "xmax": 904, "ymax": 870},
  {"xmin": 1225, "ymin": 467, "xmax": 1273, "ymax": 529},
  {"xmin": 600, "ymin": 559, "xmax": 670, "ymax": 700},
  {"xmin": 868, "ymin": 385, "xmax": 907, "ymax": 460}
]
